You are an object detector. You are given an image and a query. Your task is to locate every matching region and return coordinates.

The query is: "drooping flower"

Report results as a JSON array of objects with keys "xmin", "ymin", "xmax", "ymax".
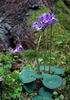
[
  {"xmin": 38, "ymin": 13, "xmax": 51, "ymax": 25},
  {"xmin": 32, "ymin": 13, "xmax": 58, "ymax": 31},
  {"xmin": 48, "ymin": 13, "xmax": 58, "ymax": 24},
  {"xmin": 38, "ymin": 13, "xmax": 58, "ymax": 25},
  {"xmin": 32, "ymin": 22, "xmax": 43, "ymax": 31},
  {"xmin": 11, "ymin": 44, "xmax": 24, "ymax": 55}
]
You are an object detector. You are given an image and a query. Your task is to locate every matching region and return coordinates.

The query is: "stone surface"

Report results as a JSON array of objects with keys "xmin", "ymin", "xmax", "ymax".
[
  {"xmin": 0, "ymin": 0, "xmax": 43, "ymax": 49},
  {"xmin": 0, "ymin": 0, "xmax": 69, "ymax": 49}
]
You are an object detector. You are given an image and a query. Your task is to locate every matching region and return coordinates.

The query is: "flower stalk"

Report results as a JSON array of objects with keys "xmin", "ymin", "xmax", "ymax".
[
  {"xmin": 32, "ymin": 13, "xmax": 57, "ymax": 74},
  {"xmin": 49, "ymin": 24, "xmax": 53, "ymax": 74},
  {"xmin": 36, "ymin": 32, "xmax": 43, "ymax": 74}
]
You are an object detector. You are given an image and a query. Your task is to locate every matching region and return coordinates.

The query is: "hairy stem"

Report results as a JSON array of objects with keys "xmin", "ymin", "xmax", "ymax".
[
  {"xmin": 43, "ymin": 31, "xmax": 46, "ymax": 73},
  {"xmin": 36, "ymin": 32, "xmax": 43, "ymax": 74},
  {"xmin": 49, "ymin": 24, "xmax": 52, "ymax": 74}
]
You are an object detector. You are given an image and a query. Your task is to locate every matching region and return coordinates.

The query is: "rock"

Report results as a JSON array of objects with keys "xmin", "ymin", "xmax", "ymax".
[
  {"xmin": 0, "ymin": 0, "xmax": 56, "ymax": 49},
  {"xmin": 4, "ymin": 23, "xmax": 12, "ymax": 30},
  {"xmin": 0, "ymin": 17, "xmax": 4, "ymax": 23}
]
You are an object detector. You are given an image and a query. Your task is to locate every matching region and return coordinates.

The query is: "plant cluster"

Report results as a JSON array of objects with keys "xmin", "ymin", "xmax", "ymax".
[{"xmin": 19, "ymin": 13, "xmax": 65, "ymax": 100}]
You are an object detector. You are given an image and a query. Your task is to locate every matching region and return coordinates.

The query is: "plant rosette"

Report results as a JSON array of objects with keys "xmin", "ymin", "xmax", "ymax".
[
  {"xmin": 19, "ymin": 70, "xmax": 37, "ymax": 83},
  {"xmin": 42, "ymin": 74, "xmax": 63, "ymax": 89}
]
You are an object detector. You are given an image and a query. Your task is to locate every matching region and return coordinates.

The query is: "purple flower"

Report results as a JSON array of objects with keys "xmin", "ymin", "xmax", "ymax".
[
  {"xmin": 48, "ymin": 13, "xmax": 58, "ymax": 24},
  {"xmin": 41, "ymin": 27, "xmax": 45, "ymax": 31},
  {"xmin": 11, "ymin": 44, "xmax": 24, "ymax": 55},
  {"xmin": 32, "ymin": 13, "xmax": 58, "ymax": 31},
  {"xmin": 38, "ymin": 13, "xmax": 51, "ymax": 25},
  {"xmin": 38, "ymin": 13, "xmax": 58, "ymax": 25},
  {"xmin": 32, "ymin": 22, "xmax": 42, "ymax": 31}
]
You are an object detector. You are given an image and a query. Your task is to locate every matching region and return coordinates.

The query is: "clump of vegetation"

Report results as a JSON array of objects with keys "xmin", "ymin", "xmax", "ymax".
[{"xmin": 0, "ymin": 0, "xmax": 70, "ymax": 99}]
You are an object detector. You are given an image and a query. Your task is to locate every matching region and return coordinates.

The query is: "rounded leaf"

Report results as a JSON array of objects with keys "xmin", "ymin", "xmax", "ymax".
[
  {"xmin": 19, "ymin": 70, "xmax": 37, "ymax": 83},
  {"xmin": 24, "ymin": 82, "xmax": 37, "ymax": 93},
  {"xmin": 40, "ymin": 65, "xmax": 65, "ymax": 75},
  {"xmin": 54, "ymin": 68, "xmax": 65, "ymax": 75},
  {"xmin": 42, "ymin": 74, "xmax": 63, "ymax": 89},
  {"xmin": 39, "ymin": 87, "xmax": 53, "ymax": 97},
  {"xmin": 43, "ymin": 96, "xmax": 54, "ymax": 100},
  {"xmin": 32, "ymin": 96, "xmax": 54, "ymax": 100},
  {"xmin": 32, "ymin": 96, "xmax": 42, "ymax": 100},
  {"xmin": 40, "ymin": 65, "xmax": 55, "ymax": 72},
  {"xmin": 35, "ymin": 74, "xmax": 43, "ymax": 79}
]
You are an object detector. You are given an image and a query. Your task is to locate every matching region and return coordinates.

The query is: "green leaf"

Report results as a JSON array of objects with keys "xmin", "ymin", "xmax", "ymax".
[
  {"xmin": 51, "ymin": 57, "xmax": 55, "ymax": 60},
  {"xmin": 24, "ymin": 82, "xmax": 36, "ymax": 93},
  {"xmin": 12, "ymin": 94, "xmax": 16, "ymax": 99},
  {"xmin": 39, "ymin": 87, "xmax": 53, "ymax": 97},
  {"xmin": 35, "ymin": 74, "xmax": 43, "ymax": 79},
  {"xmin": 53, "ymin": 91, "xmax": 58, "ymax": 96},
  {"xmin": 12, "ymin": 70, "xmax": 19, "ymax": 81},
  {"xmin": 40, "ymin": 65, "xmax": 65, "ymax": 74},
  {"xmin": 22, "ymin": 67, "xmax": 33, "ymax": 72},
  {"xmin": 17, "ymin": 93, "xmax": 21, "ymax": 97},
  {"xmin": 57, "ymin": 41, "xmax": 63, "ymax": 44},
  {"xmin": 40, "ymin": 65, "xmax": 55, "ymax": 72},
  {"xmin": 4, "ymin": 64, "xmax": 12, "ymax": 69},
  {"xmin": 32, "ymin": 96, "xmax": 54, "ymax": 100},
  {"xmin": 14, "ymin": 56, "xmax": 19, "ymax": 59},
  {"xmin": 19, "ymin": 70, "xmax": 37, "ymax": 83},
  {"xmin": 59, "ymin": 94, "xmax": 64, "ymax": 100},
  {"xmin": 38, "ymin": 58, "xmax": 43, "ymax": 62},
  {"xmin": 32, "ymin": 96, "xmax": 42, "ymax": 100},
  {"xmin": 0, "ymin": 63, "xmax": 3, "ymax": 67},
  {"xmin": 43, "ymin": 97, "xmax": 54, "ymax": 100},
  {"xmin": 42, "ymin": 74, "xmax": 63, "ymax": 89},
  {"xmin": 0, "ymin": 67, "xmax": 3, "ymax": 72},
  {"xmin": 54, "ymin": 68, "xmax": 65, "ymax": 75},
  {"xmin": 55, "ymin": 98, "xmax": 60, "ymax": 100}
]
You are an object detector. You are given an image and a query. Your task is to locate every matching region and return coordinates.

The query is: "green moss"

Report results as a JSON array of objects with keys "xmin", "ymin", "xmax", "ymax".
[
  {"xmin": 28, "ymin": 6, "xmax": 50, "ymax": 25},
  {"xmin": 55, "ymin": 0, "xmax": 70, "ymax": 30},
  {"xmin": 63, "ymin": 0, "xmax": 70, "ymax": 7},
  {"xmin": 23, "ymin": 49, "xmax": 36, "ymax": 59}
]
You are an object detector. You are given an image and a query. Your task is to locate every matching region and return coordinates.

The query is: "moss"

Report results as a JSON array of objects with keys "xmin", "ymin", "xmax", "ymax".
[
  {"xmin": 23, "ymin": 49, "xmax": 36, "ymax": 59},
  {"xmin": 28, "ymin": 6, "xmax": 50, "ymax": 25},
  {"xmin": 63, "ymin": 0, "xmax": 70, "ymax": 7},
  {"xmin": 28, "ymin": 0, "xmax": 70, "ymax": 31},
  {"xmin": 55, "ymin": 0, "xmax": 70, "ymax": 30}
]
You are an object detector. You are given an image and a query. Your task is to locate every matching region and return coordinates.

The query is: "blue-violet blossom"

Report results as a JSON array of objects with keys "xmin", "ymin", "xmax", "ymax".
[
  {"xmin": 38, "ymin": 13, "xmax": 58, "ymax": 25},
  {"xmin": 32, "ymin": 22, "xmax": 43, "ymax": 31},
  {"xmin": 11, "ymin": 44, "xmax": 24, "ymax": 55},
  {"xmin": 32, "ymin": 13, "xmax": 58, "ymax": 31}
]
